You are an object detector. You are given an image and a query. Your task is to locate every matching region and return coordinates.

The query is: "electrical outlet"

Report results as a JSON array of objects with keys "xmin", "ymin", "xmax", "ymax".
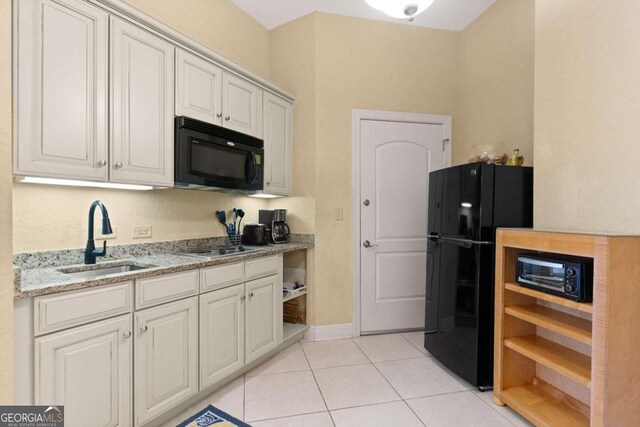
[
  {"xmin": 334, "ymin": 208, "xmax": 344, "ymax": 221},
  {"xmin": 95, "ymin": 227, "xmax": 117, "ymax": 240},
  {"xmin": 133, "ymin": 225, "xmax": 152, "ymax": 239}
]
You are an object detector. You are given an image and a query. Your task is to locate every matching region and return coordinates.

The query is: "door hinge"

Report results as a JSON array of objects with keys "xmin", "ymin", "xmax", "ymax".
[{"xmin": 442, "ymin": 139, "xmax": 450, "ymax": 152}]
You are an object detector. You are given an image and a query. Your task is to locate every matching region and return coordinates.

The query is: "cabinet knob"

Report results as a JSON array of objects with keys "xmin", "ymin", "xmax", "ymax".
[
  {"xmin": 140, "ymin": 326, "xmax": 148, "ymax": 332},
  {"xmin": 266, "ymin": 181, "xmax": 271, "ymax": 185},
  {"xmin": 114, "ymin": 162, "xmax": 123, "ymax": 169},
  {"xmin": 97, "ymin": 160, "xmax": 107, "ymax": 168},
  {"xmin": 240, "ymin": 295, "xmax": 246, "ymax": 301},
  {"xmin": 122, "ymin": 331, "xmax": 132, "ymax": 338},
  {"xmin": 216, "ymin": 113, "xmax": 222, "ymax": 118},
  {"xmin": 225, "ymin": 116, "xmax": 231, "ymax": 121},
  {"xmin": 249, "ymin": 292, "xmax": 254, "ymax": 298}
]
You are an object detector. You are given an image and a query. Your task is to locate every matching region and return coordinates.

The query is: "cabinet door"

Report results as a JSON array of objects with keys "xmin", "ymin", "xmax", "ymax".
[
  {"xmin": 263, "ymin": 93, "xmax": 293, "ymax": 196},
  {"xmin": 135, "ymin": 297, "xmax": 197, "ymax": 425},
  {"xmin": 15, "ymin": 0, "xmax": 108, "ymax": 180},
  {"xmin": 35, "ymin": 315, "xmax": 132, "ymax": 427},
  {"xmin": 199, "ymin": 284, "xmax": 245, "ymax": 389},
  {"xmin": 110, "ymin": 17, "xmax": 175, "ymax": 186},
  {"xmin": 245, "ymin": 275, "xmax": 282, "ymax": 364},
  {"xmin": 175, "ymin": 49, "xmax": 223, "ymax": 126},
  {"xmin": 222, "ymin": 73, "xmax": 263, "ymax": 137}
]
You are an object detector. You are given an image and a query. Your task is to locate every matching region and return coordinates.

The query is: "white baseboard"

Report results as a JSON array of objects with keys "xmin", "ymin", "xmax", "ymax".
[{"xmin": 304, "ymin": 323, "xmax": 354, "ymax": 341}]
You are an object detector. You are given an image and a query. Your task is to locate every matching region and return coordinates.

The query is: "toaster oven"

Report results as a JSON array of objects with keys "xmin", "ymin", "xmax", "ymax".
[{"xmin": 516, "ymin": 253, "xmax": 593, "ymax": 302}]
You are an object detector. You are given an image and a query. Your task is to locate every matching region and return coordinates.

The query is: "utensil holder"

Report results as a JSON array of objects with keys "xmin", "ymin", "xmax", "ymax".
[{"xmin": 227, "ymin": 234, "xmax": 242, "ymax": 246}]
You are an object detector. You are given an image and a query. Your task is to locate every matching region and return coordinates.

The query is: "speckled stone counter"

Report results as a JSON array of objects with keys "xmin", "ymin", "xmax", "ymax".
[{"xmin": 14, "ymin": 235, "xmax": 313, "ymax": 299}]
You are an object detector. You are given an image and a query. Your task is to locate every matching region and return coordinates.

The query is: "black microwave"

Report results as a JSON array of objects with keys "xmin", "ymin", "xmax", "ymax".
[
  {"xmin": 516, "ymin": 253, "xmax": 593, "ymax": 302},
  {"xmin": 175, "ymin": 117, "xmax": 264, "ymax": 192}
]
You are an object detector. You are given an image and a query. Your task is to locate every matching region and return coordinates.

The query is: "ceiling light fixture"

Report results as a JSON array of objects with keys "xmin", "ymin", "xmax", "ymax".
[{"xmin": 364, "ymin": 0, "xmax": 435, "ymax": 22}]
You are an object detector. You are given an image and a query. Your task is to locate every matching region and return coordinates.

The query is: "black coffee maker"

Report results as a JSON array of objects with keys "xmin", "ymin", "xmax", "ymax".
[{"xmin": 259, "ymin": 209, "xmax": 290, "ymax": 244}]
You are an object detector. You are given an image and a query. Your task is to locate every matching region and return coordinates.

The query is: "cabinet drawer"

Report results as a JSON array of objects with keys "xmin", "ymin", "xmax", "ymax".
[
  {"xmin": 200, "ymin": 262, "xmax": 244, "ymax": 293},
  {"xmin": 245, "ymin": 255, "xmax": 281, "ymax": 280},
  {"xmin": 34, "ymin": 282, "xmax": 133, "ymax": 336},
  {"xmin": 136, "ymin": 270, "xmax": 199, "ymax": 309}
]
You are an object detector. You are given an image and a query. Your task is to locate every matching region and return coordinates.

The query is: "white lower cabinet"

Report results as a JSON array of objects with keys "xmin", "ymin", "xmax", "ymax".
[
  {"xmin": 135, "ymin": 297, "xmax": 198, "ymax": 425},
  {"xmin": 245, "ymin": 275, "xmax": 282, "ymax": 364},
  {"xmin": 35, "ymin": 314, "xmax": 132, "ymax": 427},
  {"xmin": 199, "ymin": 284, "xmax": 245, "ymax": 389}
]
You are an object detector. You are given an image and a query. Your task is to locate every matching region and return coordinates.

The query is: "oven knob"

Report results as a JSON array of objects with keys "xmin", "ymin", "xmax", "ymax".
[
  {"xmin": 567, "ymin": 267, "xmax": 577, "ymax": 277},
  {"xmin": 565, "ymin": 283, "xmax": 575, "ymax": 293}
]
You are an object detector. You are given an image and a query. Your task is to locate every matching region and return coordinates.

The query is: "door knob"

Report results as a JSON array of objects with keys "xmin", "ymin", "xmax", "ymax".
[
  {"xmin": 241, "ymin": 295, "xmax": 246, "ymax": 301},
  {"xmin": 216, "ymin": 113, "xmax": 222, "ymax": 118},
  {"xmin": 140, "ymin": 326, "xmax": 148, "ymax": 332},
  {"xmin": 122, "ymin": 331, "xmax": 132, "ymax": 338},
  {"xmin": 249, "ymin": 292, "xmax": 254, "ymax": 298},
  {"xmin": 97, "ymin": 160, "xmax": 107, "ymax": 167},
  {"xmin": 114, "ymin": 162, "xmax": 123, "ymax": 169},
  {"xmin": 225, "ymin": 116, "xmax": 231, "ymax": 121},
  {"xmin": 363, "ymin": 240, "xmax": 378, "ymax": 248},
  {"xmin": 363, "ymin": 199, "xmax": 370, "ymax": 206}
]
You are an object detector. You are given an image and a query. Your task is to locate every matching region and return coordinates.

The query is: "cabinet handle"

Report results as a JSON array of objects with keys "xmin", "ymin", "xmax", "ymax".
[
  {"xmin": 122, "ymin": 331, "xmax": 132, "ymax": 338},
  {"xmin": 240, "ymin": 295, "xmax": 246, "ymax": 301},
  {"xmin": 97, "ymin": 160, "xmax": 107, "ymax": 168},
  {"xmin": 216, "ymin": 113, "xmax": 222, "ymax": 118},
  {"xmin": 140, "ymin": 326, "xmax": 148, "ymax": 332},
  {"xmin": 114, "ymin": 162, "xmax": 123, "ymax": 169},
  {"xmin": 225, "ymin": 116, "xmax": 231, "ymax": 121},
  {"xmin": 249, "ymin": 292, "xmax": 254, "ymax": 298}
]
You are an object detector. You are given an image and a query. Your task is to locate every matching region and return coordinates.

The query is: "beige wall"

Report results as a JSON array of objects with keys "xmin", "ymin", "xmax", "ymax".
[
  {"xmin": 457, "ymin": 0, "xmax": 534, "ymax": 165},
  {"xmin": 534, "ymin": 0, "xmax": 640, "ymax": 233},
  {"xmin": 269, "ymin": 13, "xmax": 318, "ymax": 322},
  {"xmin": 124, "ymin": 0, "xmax": 270, "ymax": 78},
  {"xmin": 270, "ymin": 13, "xmax": 460, "ymax": 325},
  {"xmin": 13, "ymin": 185, "xmax": 268, "ymax": 253},
  {"xmin": 12, "ymin": 0, "xmax": 272, "ymax": 253},
  {"xmin": 0, "ymin": 0, "xmax": 13, "ymax": 403}
]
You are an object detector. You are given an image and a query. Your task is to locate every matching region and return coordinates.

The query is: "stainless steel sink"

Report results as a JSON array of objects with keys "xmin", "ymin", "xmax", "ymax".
[{"xmin": 58, "ymin": 263, "xmax": 154, "ymax": 279}]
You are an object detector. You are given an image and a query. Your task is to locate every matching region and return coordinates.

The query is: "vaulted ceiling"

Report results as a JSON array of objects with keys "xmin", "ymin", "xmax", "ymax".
[{"xmin": 230, "ymin": 0, "xmax": 497, "ymax": 31}]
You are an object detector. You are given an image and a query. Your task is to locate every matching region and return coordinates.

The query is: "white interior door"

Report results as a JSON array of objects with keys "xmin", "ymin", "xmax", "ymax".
[{"xmin": 360, "ymin": 119, "xmax": 447, "ymax": 333}]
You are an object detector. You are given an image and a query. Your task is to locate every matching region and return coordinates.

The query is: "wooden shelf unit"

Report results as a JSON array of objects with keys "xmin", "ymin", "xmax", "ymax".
[{"xmin": 494, "ymin": 229, "xmax": 640, "ymax": 427}]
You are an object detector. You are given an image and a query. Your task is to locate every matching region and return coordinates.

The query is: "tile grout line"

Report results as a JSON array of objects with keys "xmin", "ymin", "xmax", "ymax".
[
  {"xmin": 365, "ymin": 351, "xmax": 426, "ymax": 426},
  {"xmin": 299, "ymin": 341, "xmax": 337, "ymax": 427},
  {"xmin": 350, "ymin": 336, "xmax": 427, "ymax": 427},
  {"xmin": 471, "ymin": 390, "xmax": 526, "ymax": 427}
]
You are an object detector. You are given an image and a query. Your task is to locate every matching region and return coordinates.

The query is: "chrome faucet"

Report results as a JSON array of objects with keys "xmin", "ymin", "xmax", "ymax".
[{"xmin": 85, "ymin": 200, "xmax": 113, "ymax": 264}]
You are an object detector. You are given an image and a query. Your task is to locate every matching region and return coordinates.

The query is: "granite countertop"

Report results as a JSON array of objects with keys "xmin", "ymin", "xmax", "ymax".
[{"xmin": 15, "ymin": 239, "xmax": 313, "ymax": 299}]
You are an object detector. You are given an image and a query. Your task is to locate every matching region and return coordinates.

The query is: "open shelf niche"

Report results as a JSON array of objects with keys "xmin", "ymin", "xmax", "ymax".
[
  {"xmin": 494, "ymin": 229, "xmax": 640, "ymax": 427},
  {"xmin": 282, "ymin": 249, "xmax": 309, "ymax": 342}
]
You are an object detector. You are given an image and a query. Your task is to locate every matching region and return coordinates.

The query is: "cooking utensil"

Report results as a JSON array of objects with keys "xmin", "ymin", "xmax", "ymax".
[
  {"xmin": 215, "ymin": 211, "xmax": 228, "ymax": 232},
  {"xmin": 232, "ymin": 208, "xmax": 238, "ymax": 232},
  {"xmin": 236, "ymin": 209, "xmax": 245, "ymax": 235}
]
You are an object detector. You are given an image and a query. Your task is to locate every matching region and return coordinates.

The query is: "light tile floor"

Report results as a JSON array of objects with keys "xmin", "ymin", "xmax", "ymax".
[{"xmin": 164, "ymin": 332, "xmax": 533, "ymax": 426}]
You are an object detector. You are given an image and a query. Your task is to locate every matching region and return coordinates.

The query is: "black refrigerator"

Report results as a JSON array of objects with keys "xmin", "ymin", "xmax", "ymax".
[{"xmin": 424, "ymin": 162, "xmax": 533, "ymax": 390}]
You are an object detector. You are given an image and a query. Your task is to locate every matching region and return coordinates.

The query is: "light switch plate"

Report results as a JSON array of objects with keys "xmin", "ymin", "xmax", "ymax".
[
  {"xmin": 95, "ymin": 227, "xmax": 117, "ymax": 240},
  {"xmin": 133, "ymin": 225, "xmax": 152, "ymax": 239}
]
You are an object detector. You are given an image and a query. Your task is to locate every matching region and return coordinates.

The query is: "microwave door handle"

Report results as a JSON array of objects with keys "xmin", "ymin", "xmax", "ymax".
[{"xmin": 246, "ymin": 152, "xmax": 257, "ymax": 184}]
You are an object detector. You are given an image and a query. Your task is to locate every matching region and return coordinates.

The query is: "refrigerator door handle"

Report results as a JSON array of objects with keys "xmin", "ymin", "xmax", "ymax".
[{"xmin": 437, "ymin": 236, "xmax": 493, "ymax": 246}]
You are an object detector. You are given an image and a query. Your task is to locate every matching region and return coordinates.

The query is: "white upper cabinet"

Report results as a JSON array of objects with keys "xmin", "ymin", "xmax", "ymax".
[
  {"xmin": 110, "ymin": 17, "xmax": 175, "ymax": 186},
  {"xmin": 222, "ymin": 73, "xmax": 263, "ymax": 138},
  {"xmin": 35, "ymin": 315, "xmax": 132, "ymax": 427},
  {"xmin": 15, "ymin": 0, "xmax": 109, "ymax": 180},
  {"xmin": 175, "ymin": 49, "xmax": 223, "ymax": 126},
  {"xmin": 263, "ymin": 93, "xmax": 293, "ymax": 196}
]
